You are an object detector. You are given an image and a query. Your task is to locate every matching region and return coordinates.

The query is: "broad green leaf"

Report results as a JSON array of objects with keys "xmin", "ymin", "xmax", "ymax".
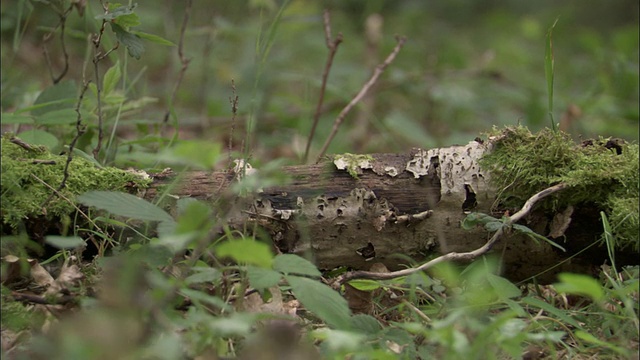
[
  {"xmin": 484, "ymin": 221, "xmax": 504, "ymax": 232},
  {"xmin": 77, "ymin": 191, "xmax": 174, "ymax": 222},
  {"xmin": 17, "ymin": 129, "xmax": 58, "ymax": 150},
  {"xmin": 155, "ymin": 232, "xmax": 196, "ymax": 253},
  {"xmin": 522, "ymin": 296, "xmax": 582, "ymax": 329},
  {"xmin": 102, "ymin": 61, "xmax": 122, "ymax": 96},
  {"xmin": 526, "ymin": 331, "xmax": 566, "ymax": 342},
  {"xmin": 180, "ymin": 288, "xmax": 229, "ymax": 311},
  {"xmin": 575, "ymin": 330, "xmax": 629, "ymax": 356},
  {"xmin": 504, "ymin": 298, "xmax": 527, "ymax": 317},
  {"xmin": 1, "ymin": 113, "xmax": 33, "ymax": 124},
  {"xmin": 45, "ymin": 235, "xmax": 85, "ymax": 249},
  {"xmin": 461, "ymin": 212, "xmax": 498, "ymax": 230},
  {"xmin": 133, "ymin": 31, "xmax": 175, "ymax": 46},
  {"xmin": 111, "ymin": 23, "xmax": 144, "ymax": 59},
  {"xmin": 311, "ymin": 328, "xmax": 366, "ymax": 352},
  {"xmin": 215, "ymin": 238, "xmax": 273, "ymax": 268},
  {"xmin": 68, "ymin": 146, "xmax": 103, "ymax": 168},
  {"xmin": 175, "ymin": 200, "xmax": 213, "ymax": 234},
  {"xmin": 208, "ymin": 313, "xmax": 256, "ymax": 337},
  {"xmin": 185, "ymin": 267, "xmax": 222, "ymax": 285},
  {"xmin": 285, "ymin": 274, "xmax": 352, "ymax": 330},
  {"xmin": 96, "ymin": 3, "xmax": 137, "ymax": 21},
  {"xmin": 247, "ymin": 266, "xmax": 282, "ymax": 290},
  {"xmin": 513, "ymin": 223, "xmax": 566, "ymax": 251},
  {"xmin": 35, "ymin": 108, "xmax": 77, "ymax": 125},
  {"xmin": 554, "ymin": 273, "xmax": 605, "ymax": 301},
  {"xmin": 486, "ymin": 273, "xmax": 521, "ymax": 299},
  {"xmin": 350, "ymin": 314, "xmax": 382, "ymax": 335},
  {"xmin": 273, "ymin": 254, "xmax": 321, "ymax": 277},
  {"xmin": 347, "ymin": 279, "xmax": 381, "ymax": 291},
  {"xmin": 31, "ymin": 80, "xmax": 77, "ymax": 116}
]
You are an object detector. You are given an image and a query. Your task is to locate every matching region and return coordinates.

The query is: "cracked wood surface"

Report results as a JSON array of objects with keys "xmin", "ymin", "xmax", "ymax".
[{"xmin": 144, "ymin": 142, "xmax": 595, "ymax": 283}]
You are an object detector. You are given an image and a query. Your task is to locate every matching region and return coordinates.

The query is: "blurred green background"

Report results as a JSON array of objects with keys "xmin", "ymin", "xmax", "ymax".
[{"xmin": 1, "ymin": 0, "xmax": 638, "ymax": 164}]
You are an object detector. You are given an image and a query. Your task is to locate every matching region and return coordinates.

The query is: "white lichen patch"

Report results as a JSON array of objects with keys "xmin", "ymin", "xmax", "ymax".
[
  {"xmin": 384, "ymin": 166, "xmax": 399, "ymax": 177},
  {"xmin": 405, "ymin": 141, "xmax": 488, "ymax": 198},
  {"xmin": 426, "ymin": 140, "xmax": 488, "ymax": 194},
  {"xmin": 333, "ymin": 153, "xmax": 374, "ymax": 179},
  {"xmin": 406, "ymin": 149, "xmax": 430, "ymax": 178}
]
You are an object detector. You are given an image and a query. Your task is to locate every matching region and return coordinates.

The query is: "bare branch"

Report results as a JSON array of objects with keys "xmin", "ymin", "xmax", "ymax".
[
  {"xmin": 42, "ymin": 3, "xmax": 73, "ymax": 84},
  {"xmin": 303, "ymin": 9, "xmax": 343, "ymax": 163},
  {"xmin": 333, "ymin": 182, "xmax": 569, "ymax": 286},
  {"xmin": 228, "ymin": 79, "xmax": 239, "ymax": 167},
  {"xmin": 41, "ymin": 81, "xmax": 91, "ymax": 208},
  {"xmin": 315, "ymin": 36, "xmax": 407, "ymax": 163},
  {"xmin": 162, "ymin": 0, "xmax": 193, "ymax": 126}
]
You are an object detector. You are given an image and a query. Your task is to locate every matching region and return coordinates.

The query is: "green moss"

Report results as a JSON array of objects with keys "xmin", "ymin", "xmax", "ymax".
[
  {"xmin": 481, "ymin": 126, "xmax": 639, "ymax": 250},
  {"xmin": 1, "ymin": 135, "xmax": 152, "ymax": 229}
]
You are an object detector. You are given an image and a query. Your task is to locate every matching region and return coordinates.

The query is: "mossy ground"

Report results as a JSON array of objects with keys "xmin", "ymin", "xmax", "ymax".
[
  {"xmin": 0, "ymin": 134, "xmax": 151, "ymax": 231},
  {"xmin": 480, "ymin": 126, "xmax": 639, "ymax": 251}
]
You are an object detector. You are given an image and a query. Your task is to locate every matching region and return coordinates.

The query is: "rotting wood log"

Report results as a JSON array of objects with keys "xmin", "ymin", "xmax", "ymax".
[{"xmin": 143, "ymin": 141, "xmax": 623, "ymax": 283}]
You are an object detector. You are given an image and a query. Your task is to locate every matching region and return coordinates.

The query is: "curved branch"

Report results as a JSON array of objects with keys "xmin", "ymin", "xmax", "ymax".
[{"xmin": 333, "ymin": 182, "xmax": 570, "ymax": 286}]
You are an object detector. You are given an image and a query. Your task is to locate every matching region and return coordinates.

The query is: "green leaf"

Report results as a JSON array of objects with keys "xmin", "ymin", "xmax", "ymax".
[
  {"xmin": 185, "ymin": 267, "xmax": 222, "ymax": 285},
  {"xmin": 35, "ymin": 108, "xmax": 77, "ymax": 125},
  {"xmin": 96, "ymin": 3, "xmax": 138, "ymax": 22},
  {"xmin": 574, "ymin": 330, "xmax": 630, "ymax": 356},
  {"xmin": 1, "ymin": 113, "xmax": 34, "ymax": 124},
  {"xmin": 247, "ymin": 266, "xmax": 282, "ymax": 290},
  {"xmin": 215, "ymin": 238, "xmax": 273, "ymax": 268},
  {"xmin": 273, "ymin": 254, "xmax": 321, "ymax": 277},
  {"xmin": 180, "ymin": 288, "xmax": 229, "ymax": 311},
  {"xmin": 347, "ymin": 279, "xmax": 381, "ymax": 292},
  {"xmin": 461, "ymin": 212, "xmax": 498, "ymax": 230},
  {"xmin": 77, "ymin": 191, "xmax": 174, "ymax": 222},
  {"xmin": 554, "ymin": 273, "xmax": 605, "ymax": 302},
  {"xmin": 30, "ymin": 80, "xmax": 77, "ymax": 116},
  {"xmin": 68, "ymin": 146, "xmax": 103, "ymax": 168},
  {"xmin": 102, "ymin": 61, "xmax": 122, "ymax": 95},
  {"xmin": 45, "ymin": 235, "xmax": 85, "ymax": 249},
  {"xmin": 484, "ymin": 221, "xmax": 504, "ymax": 232},
  {"xmin": 155, "ymin": 232, "xmax": 196, "ymax": 253},
  {"xmin": 111, "ymin": 23, "xmax": 144, "ymax": 59},
  {"xmin": 350, "ymin": 314, "xmax": 382, "ymax": 335},
  {"xmin": 522, "ymin": 296, "xmax": 583, "ymax": 329},
  {"xmin": 156, "ymin": 140, "xmax": 222, "ymax": 170},
  {"xmin": 17, "ymin": 129, "xmax": 58, "ymax": 150},
  {"xmin": 133, "ymin": 31, "xmax": 175, "ymax": 46},
  {"xmin": 174, "ymin": 200, "xmax": 213, "ymax": 234},
  {"xmin": 513, "ymin": 223, "xmax": 566, "ymax": 251},
  {"xmin": 285, "ymin": 274, "xmax": 352, "ymax": 330},
  {"xmin": 486, "ymin": 273, "xmax": 521, "ymax": 299}
]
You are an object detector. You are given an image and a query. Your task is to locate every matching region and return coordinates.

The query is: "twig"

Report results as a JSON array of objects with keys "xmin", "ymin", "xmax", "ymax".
[
  {"xmin": 228, "ymin": 80, "xmax": 239, "ymax": 167},
  {"xmin": 315, "ymin": 36, "xmax": 407, "ymax": 163},
  {"xmin": 90, "ymin": 2, "xmax": 111, "ymax": 160},
  {"xmin": 9, "ymin": 136, "xmax": 40, "ymax": 152},
  {"xmin": 162, "ymin": 0, "xmax": 193, "ymax": 126},
  {"xmin": 42, "ymin": 3, "xmax": 73, "ymax": 84},
  {"xmin": 41, "ymin": 81, "xmax": 90, "ymax": 208},
  {"xmin": 333, "ymin": 182, "xmax": 569, "ymax": 286},
  {"xmin": 303, "ymin": 9, "xmax": 343, "ymax": 164}
]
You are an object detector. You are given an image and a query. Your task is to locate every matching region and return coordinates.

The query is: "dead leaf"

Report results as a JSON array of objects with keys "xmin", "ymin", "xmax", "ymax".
[{"xmin": 548, "ymin": 205, "xmax": 574, "ymax": 238}]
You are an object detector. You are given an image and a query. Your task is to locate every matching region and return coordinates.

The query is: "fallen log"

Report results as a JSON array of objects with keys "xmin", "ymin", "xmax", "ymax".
[{"xmin": 144, "ymin": 140, "xmax": 622, "ymax": 283}]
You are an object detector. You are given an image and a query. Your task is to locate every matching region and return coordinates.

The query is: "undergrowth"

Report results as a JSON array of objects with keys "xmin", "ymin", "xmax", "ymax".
[{"xmin": 0, "ymin": 2, "xmax": 638, "ymax": 360}]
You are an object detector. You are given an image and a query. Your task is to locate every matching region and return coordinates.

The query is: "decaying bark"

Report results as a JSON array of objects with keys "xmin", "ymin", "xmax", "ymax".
[{"xmin": 144, "ymin": 141, "xmax": 610, "ymax": 283}]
